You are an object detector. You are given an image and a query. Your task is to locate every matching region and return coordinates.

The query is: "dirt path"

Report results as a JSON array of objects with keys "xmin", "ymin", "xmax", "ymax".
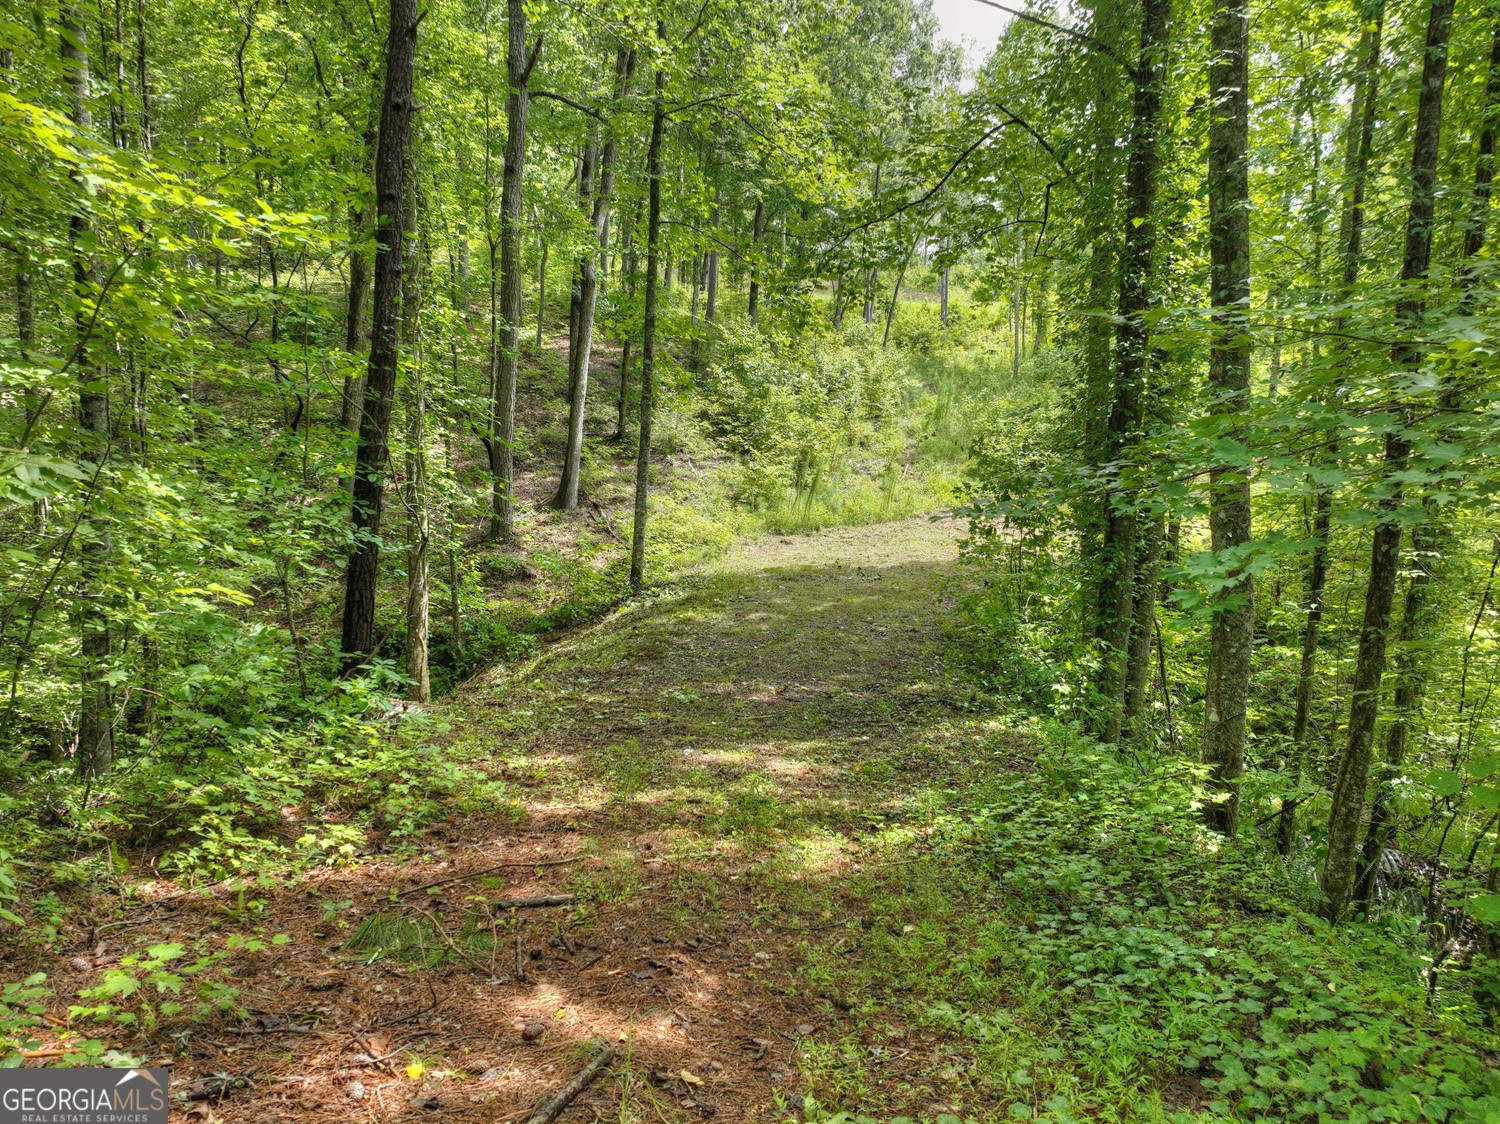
[{"xmin": 78, "ymin": 518, "xmax": 992, "ymax": 1124}]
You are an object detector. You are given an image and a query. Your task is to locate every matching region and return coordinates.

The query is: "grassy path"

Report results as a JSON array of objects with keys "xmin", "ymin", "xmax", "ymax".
[
  {"xmin": 64, "ymin": 517, "xmax": 1019, "ymax": 1124},
  {"xmin": 407, "ymin": 517, "xmax": 984, "ymax": 1122}
]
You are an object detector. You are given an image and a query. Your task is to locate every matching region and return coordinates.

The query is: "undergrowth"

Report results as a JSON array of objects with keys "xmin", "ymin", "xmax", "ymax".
[{"xmin": 795, "ymin": 724, "xmax": 1500, "ymax": 1123}]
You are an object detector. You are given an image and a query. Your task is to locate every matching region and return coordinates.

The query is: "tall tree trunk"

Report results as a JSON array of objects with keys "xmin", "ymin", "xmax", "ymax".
[
  {"xmin": 748, "ymin": 196, "xmax": 766, "ymax": 326},
  {"xmin": 339, "ymin": 0, "xmax": 418, "ymax": 668},
  {"xmin": 1353, "ymin": 524, "xmax": 1434, "ymax": 908},
  {"xmin": 705, "ymin": 156, "xmax": 720, "ymax": 322},
  {"xmin": 629, "ymin": 63, "xmax": 666, "ymax": 590},
  {"xmin": 1323, "ymin": 0, "xmax": 1453, "ymax": 923},
  {"xmin": 1121, "ymin": 512, "xmax": 1165, "ymax": 739},
  {"xmin": 1091, "ymin": 0, "xmax": 1171, "ymax": 744},
  {"xmin": 342, "ymin": 127, "xmax": 376, "ymax": 430},
  {"xmin": 939, "ymin": 267, "xmax": 949, "ymax": 328},
  {"xmin": 1354, "ymin": 14, "xmax": 1500, "ymax": 903},
  {"xmin": 134, "ymin": 0, "xmax": 152, "ymax": 150},
  {"xmin": 1202, "ymin": 0, "xmax": 1254, "ymax": 836},
  {"xmin": 555, "ymin": 48, "xmax": 634, "ymax": 511},
  {"xmin": 1280, "ymin": 0, "xmax": 1386, "ymax": 855},
  {"xmin": 1, "ymin": 49, "xmax": 31, "ymax": 352},
  {"xmin": 535, "ymin": 234, "xmax": 547, "ymax": 347},
  {"xmin": 882, "ymin": 253, "xmax": 908, "ymax": 347},
  {"xmin": 63, "ymin": 8, "xmax": 114, "ymax": 779},
  {"xmin": 402, "ymin": 177, "xmax": 430, "ymax": 703},
  {"xmin": 488, "ymin": 0, "xmax": 533, "ymax": 543},
  {"xmin": 1033, "ymin": 259, "xmax": 1048, "ymax": 354}
]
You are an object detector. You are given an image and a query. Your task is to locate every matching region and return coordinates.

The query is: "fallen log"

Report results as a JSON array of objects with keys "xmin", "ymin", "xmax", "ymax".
[
  {"xmin": 523, "ymin": 1038, "xmax": 615, "ymax": 1124},
  {"xmin": 492, "ymin": 894, "xmax": 574, "ymax": 910}
]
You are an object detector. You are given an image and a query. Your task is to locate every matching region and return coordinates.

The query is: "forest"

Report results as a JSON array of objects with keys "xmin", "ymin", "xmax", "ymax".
[{"xmin": 5, "ymin": 0, "xmax": 1500, "ymax": 1117}]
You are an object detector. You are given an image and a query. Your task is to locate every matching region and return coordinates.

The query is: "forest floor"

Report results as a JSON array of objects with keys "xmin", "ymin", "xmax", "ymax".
[{"xmin": 51, "ymin": 516, "xmax": 1046, "ymax": 1124}]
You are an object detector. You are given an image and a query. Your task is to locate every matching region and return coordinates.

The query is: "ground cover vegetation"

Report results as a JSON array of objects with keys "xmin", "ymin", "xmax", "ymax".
[{"xmin": 4, "ymin": 0, "xmax": 1500, "ymax": 1118}]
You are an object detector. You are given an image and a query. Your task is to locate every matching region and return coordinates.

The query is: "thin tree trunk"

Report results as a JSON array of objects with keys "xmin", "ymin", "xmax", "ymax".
[
  {"xmin": 1121, "ymin": 512, "xmax": 1165, "ymax": 739},
  {"xmin": 448, "ymin": 544, "xmax": 463, "ymax": 662},
  {"xmin": 1280, "ymin": 0, "xmax": 1386, "ymax": 855},
  {"xmin": 340, "ymin": 0, "xmax": 418, "ymax": 668},
  {"xmin": 629, "ymin": 63, "xmax": 666, "ymax": 591},
  {"xmin": 556, "ymin": 48, "xmax": 634, "ymax": 511},
  {"xmin": 134, "ymin": 0, "xmax": 151, "ymax": 150},
  {"xmin": 1, "ymin": 50, "xmax": 31, "ymax": 352},
  {"xmin": 488, "ymin": 0, "xmax": 533, "ymax": 543},
  {"xmin": 1353, "ymin": 524, "xmax": 1434, "ymax": 908},
  {"xmin": 1202, "ymin": 0, "xmax": 1254, "ymax": 836},
  {"xmin": 342, "ymin": 125, "xmax": 376, "ymax": 430},
  {"xmin": 535, "ymin": 235, "xmax": 547, "ymax": 347},
  {"xmin": 882, "ymin": 254, "xmax": 908, "ymax": 347},
  {"xmin": 1033, "ymin": 259, "xmax": 1048, "ymax": 354},
  {"xmin": 1091, "ymin": 0, "xmax": 1171, "ymax": 744},
  {"xmin": 705, "ymin": 165, "xmax": 720, "ymax": 322},
  {"xmin": 748, "ymin": 196, "xmax": 766, "ymax": 326},
  {"xmin": 402, "ymin": 178, "xmax": 430, "ymax": 703},
  {"xmin": 939, "ymin": 268, "xmax": 949, "ymax": 328},
  {"xmin": 1323, "ymin": 0, "xmax": 1452, "ymax": 923},
  {"xmin": 1354, "ymin": 13, "xmax": 1500, "ymax": 902},
  {"xmin": 63, "ymin": 8, "xmax": 114, "ymax": 778}
]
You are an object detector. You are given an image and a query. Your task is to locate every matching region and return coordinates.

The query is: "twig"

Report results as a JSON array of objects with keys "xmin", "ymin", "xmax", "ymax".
[
  {"xmin": 514, "ymin": 920, "xmax": 527, "ymax": 982},
  {"xmin": 406, "ymin": 904, "xmax": 491, "ymax": 974},
  {"xmin": 492, "ymin": 894, "xmax": 575, "ymax": 910},
  {"xmin": 396, "ymin": 857, "xmax": 580, "ymax": 898},
  {"xmin": 523, "ymin": 1039, "xmax": 615, "ymax": 1124}
]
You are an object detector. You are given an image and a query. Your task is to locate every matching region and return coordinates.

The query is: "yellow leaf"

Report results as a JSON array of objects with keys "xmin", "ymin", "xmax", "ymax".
[
  {"xmin": 680, "ymin": 1070, "xmax": 704, "ymax": 1086},
  {"xmin": 406, "ymin": 1062, "xmax": 426, "ymax": 1080}
]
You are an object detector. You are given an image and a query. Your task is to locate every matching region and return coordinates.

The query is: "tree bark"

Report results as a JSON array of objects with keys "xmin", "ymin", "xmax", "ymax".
[
  {"xmin": 1280, "ymin": 0, "xmax": 1385, "ymax": 855},
  {"xmin": 402, "ymin": 177, "xmax": 430, "ymax": 702},
  {"xmin": 629, "ymin": 63, "xmax": 666, "ymax": 591},
  {"xmin": 705, "ymin": 159, "xmax": 720, "ymax": 322},
  {"xmin": 1121, "ymin": 512, "xmax": 1165, "ymax": 740},
  {"xmin": 62, "ymin": 8, "xmax": 114, "ymax": 778},
  {"xmin": 1323, "ymin": 0, "xmax": 1452, "ymax": 923},
  {"xmin": 1091, "ymin": 0, "xmax": 1171, "ymax": 744},
  {"xmin": 340, "ymin": 0, "xmax": 418, "ymax": 668},
  {"xmin": 1353, "ymin": 13, "xmax": 1500, "ymax": 902},
  {"xmin": 1201, "ymin": 0, "xmax": 1254, "ymax": 836},
  {"xmin": 488, "ymin": 0, "xmax": 533, "ymax": 543},
  {"xmin": 1353, "ymin": 524, "xmax": 1434, "ymax": 909},
  {"xmin": 342, "ymin": 125, "xmax": 376, "ymax": 431},
  {"xmin": 748, "ymin": 196, "xmax": 766, "ymax": 326},
  {"xmin": 555, "ymin": 48, "xmax": 634, "ymax": 511}
]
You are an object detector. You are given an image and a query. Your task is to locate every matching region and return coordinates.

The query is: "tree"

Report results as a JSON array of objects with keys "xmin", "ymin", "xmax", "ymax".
[
  {"xmin": 1322, "ymin": 0, "xmax": 1454, "ymax": 923},
  {"xmin": 629, "ymin": 56, "xmax": 666, "ymax": 591},
  {"xmin": 340, "ymin": 0, "xmax": 419, "ymax": 668},
  {"xmin": 1201, "ymin": 0, "xmax": 1254, "ymax": 836},
  {"xmin": 487, "ymin": 0, "xmax": 537, "ymax": 544}
]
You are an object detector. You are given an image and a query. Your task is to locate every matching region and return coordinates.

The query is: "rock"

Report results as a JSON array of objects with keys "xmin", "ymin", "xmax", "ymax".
[{"xmin": 346, "ymin": 1081, "xmax": 366, "ymax": 1101}]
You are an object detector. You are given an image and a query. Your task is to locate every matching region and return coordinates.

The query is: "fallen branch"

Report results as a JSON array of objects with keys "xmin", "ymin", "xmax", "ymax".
[
  {"xmin": 492, "ymin": 894, "xmax": 574, "ymax": 911},
  {"xmin": 396, "ymin": 857, "xmax": 581, "ymax": 899},
  {"xmin": 524, "ymin": 1039, "xmax": 615, "ymax": 1124}
]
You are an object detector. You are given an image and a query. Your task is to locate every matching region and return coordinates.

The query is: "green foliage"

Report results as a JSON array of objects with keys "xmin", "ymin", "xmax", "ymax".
[{"xmin": 823, "ymin": 731, "xmax": 1500, "ymax": 1122}]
